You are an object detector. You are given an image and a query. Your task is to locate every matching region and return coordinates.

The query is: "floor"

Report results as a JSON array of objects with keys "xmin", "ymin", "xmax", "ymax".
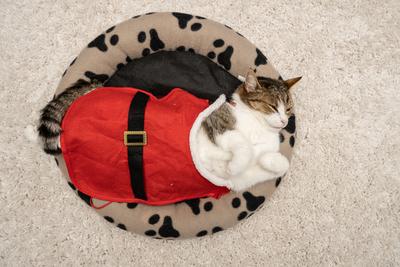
[{"xmin": 1, "ymin": 0, "xmax": 399, "ymax": 266}]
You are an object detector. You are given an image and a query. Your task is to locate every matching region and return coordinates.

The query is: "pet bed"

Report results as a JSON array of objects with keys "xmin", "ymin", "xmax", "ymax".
[{"xmin": 55, "ymin": 12, "xmax": 296, "ymax": 239}]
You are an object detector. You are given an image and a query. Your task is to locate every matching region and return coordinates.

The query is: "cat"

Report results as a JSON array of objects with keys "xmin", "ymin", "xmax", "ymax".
[
  {"xmin": 197, "ymin": 69, "xmax": 301, "ymax": 191},
  {"xmin": 38, "ymin": 68, "xmax": 300, "ymax": 192}
]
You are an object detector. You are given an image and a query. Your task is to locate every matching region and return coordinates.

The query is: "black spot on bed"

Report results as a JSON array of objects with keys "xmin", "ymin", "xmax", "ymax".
[
  {"xmin": 289, "ymin": 136, "xmax": 295, "ymax": 147},
  {"xmin": 106, "ymin": 26, "xmax": 115, "ymax": 33},
  {"xmin": 158, "ymin": 216, "xmax": 180, "ymax": 238},
  {"xmin": 176, "ymin": 46, "xmax": 185, "ymax": 51},
  {"xmin": 212, "ymin": 227, "xmax": 223, "ymax": 234},
  {"xmin": 183, "ymin": 198, "xmax": 201, "ymax": 215},
  {"xmin": 149, "ymin": 29, "xmax": 165, "ymax": 51},
  {"xmin": 207, "ymin": 51, "xmax": 216, "ymax": 59},
  {"xmin": 255, "ymin": 48, "xmax": 268, "ymax": 66},
  {"xmin": 148, "ymin": 214, "xmax": 160, "ymax": 225},
  {"xmin": 142, "ymin": 48, "xmax": 151, "ymax": 57},
  {"xmin": 84, "ymin": 71, "xmax": 109, "ymax": 83},
  {"xmin": 138, "ymin": 31, "xmax": 146, "ymax": 43},
  {"xmin": 110, "ymin": 34, "xmax": 119, "ymax": 46},
  {"xmin": 191, "ymin": 23, "xmax": 202, "ymax": 31},
  {"xmin": 213, "ymin": 39, "xmax": 225, "ymax": 47},
  {"xmin": 77, "ymin": 191, "xmax": 91, "ymax": 206},
  {"xmin": 275, "ymin": 177, "xmax": 282, "ymax": 187},
  {"xmin": 204, "ymin": 201, "xmax": 213, "ymax": 211},
  {"xmin": 88, "ymin": 34, "xmax": 107, "ymax": 52},
  {"xmin": 117, "ymin": 63, "xmax": 125, "ymax": 70},
  {"xmin": 280, "ymin": 132, "xmax": 285, "ymax": 143},
  {"xmin": 172, "ymin": 12, "xmax": 193, "ymax": 29},
  {"xmin": 67, "ymin": 181, "xmax": 76, "ymax": 191},
  {"xmin": 188, "ymin": 48, "xmax": 195, "ymax": 53},
  {"xmin": 231, "ymin": 197, "xmax": 241, "ymax": 208},
  {"xmin": 195, "ymin": 15, "xmax": 206, "ymax": 19},
  {"xmin": 145, "ymin": 230, "xmax": 156, "ymax": 236},
  {"xmin": 284, "ymin": 115, "xmax": 296, "ymax": 134},
  {"xmin": 104, "ymin": 216, "xmax": 114, "ymax": 223},
  {"xmin": 196, "ymin": 230, "xmax": 208, "ymax": 237},
  {"xmin": 242, "ymin": 192, "xmax": 265, "ymax": 212},
  {"xmin": 132, "ymin": 15, "xmax": 141, "ymax": 19},
  {"xmin": 217, "ymin": 45, "xmax": 234, "ymax": 70},
  {"xmin": 54, "ymin": 158, "xmax": 59, "ymax": 166},
  {"xmin": 117, "ymin": 223, "xmax": 127, "ymax": 230},
  {"xmin": 238, "ymin": 211, "xmax": 248, "ymax": 221},
  {"xmin": 127, "ymin": 203, "xmax": 138, "ymax": 209}
]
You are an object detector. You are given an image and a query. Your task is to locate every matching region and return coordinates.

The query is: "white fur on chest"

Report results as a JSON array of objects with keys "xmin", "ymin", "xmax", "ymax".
[{"xmin": 231, "ymin": 102, "xmax": 280, "ymax": 154}]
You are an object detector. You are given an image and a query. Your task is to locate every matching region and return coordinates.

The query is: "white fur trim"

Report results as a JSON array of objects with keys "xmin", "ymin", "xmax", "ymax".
[{"xmin": 189, "ymin": 95, "xmax": 233, "ymax": 189}]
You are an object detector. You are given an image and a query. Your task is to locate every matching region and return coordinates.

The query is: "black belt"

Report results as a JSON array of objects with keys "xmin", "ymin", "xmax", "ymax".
[{"xmin": 124, "ymin": 92, "xmax": 149, "ymax": 200}]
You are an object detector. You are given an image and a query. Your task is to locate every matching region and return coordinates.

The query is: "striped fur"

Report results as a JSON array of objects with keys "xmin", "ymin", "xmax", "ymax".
[{"xmin": 38, "ymin": 80, "xmax": 102, "ymax": 155}]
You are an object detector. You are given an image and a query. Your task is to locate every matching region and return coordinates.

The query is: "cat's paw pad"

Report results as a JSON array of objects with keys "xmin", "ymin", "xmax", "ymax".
[{"xmin": 259, "ymin": 153, "xmax": 289, "ymax": 176}]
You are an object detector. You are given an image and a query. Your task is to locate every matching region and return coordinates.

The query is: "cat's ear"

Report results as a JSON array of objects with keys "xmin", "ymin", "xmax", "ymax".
[
  {"xmin": 244, "ymin": 69, "xmax": 259, "ymax": 92},
  {"xmin": 284, "ymin": 77, "xmax": 302, "ymax": 89}
]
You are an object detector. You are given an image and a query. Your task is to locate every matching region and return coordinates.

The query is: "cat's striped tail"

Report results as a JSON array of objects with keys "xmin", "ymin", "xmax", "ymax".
[{"xmin": 38, "ymin": 80, "xmax": 100, "ymax": 155}]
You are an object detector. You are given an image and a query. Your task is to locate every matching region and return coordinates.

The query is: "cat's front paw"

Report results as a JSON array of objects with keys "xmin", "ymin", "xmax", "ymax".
[
  {"xmin": 226, "ymin": 148, "xmax": 252, "ymax": 176},
  {"xmin": 227, "ymin": 161, "xmax": 246, "ymax": 176},
  {"xmin": 259, "ymin": 153, "xmax": 289, "ymax": 176}
]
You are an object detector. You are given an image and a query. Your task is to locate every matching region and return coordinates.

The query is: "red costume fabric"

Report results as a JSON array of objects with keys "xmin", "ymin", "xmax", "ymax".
[{"xmin": 61, "ymin": 87, "xmax": 229, "ymax": 205}]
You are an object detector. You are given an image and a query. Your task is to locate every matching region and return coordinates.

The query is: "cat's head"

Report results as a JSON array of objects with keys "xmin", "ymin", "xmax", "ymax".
[{"xmin": 237, "ymin": 69, "xmax": 301, "ymax": 131}]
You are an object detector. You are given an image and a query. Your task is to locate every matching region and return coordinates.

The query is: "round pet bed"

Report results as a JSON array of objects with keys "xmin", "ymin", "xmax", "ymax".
[{"xmin": 54, "ymin": 12, "xmax": 296, "ymax": 239}]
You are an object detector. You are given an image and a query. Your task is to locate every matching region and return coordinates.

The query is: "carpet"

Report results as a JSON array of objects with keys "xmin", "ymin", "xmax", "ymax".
[{"xmin": 1, "ymin": 0, "xmax": 399, "ymax": 266}]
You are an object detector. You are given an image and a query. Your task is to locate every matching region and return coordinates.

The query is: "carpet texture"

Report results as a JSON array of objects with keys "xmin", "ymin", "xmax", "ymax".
[{"xmin": 1, "ymin": 0, "xmax": 399, "ymax": 266}]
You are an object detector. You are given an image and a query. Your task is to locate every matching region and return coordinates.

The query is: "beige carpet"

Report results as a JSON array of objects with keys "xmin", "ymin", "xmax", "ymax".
[{"xmin": 1, "ymin": 0, "xmax": 399, "ymax": 266}]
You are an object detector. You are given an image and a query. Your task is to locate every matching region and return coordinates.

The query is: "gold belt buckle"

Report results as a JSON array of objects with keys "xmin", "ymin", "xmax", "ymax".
[{"xmin": 124, "ymin": 131, "xmax": 147, "ymax": 146}]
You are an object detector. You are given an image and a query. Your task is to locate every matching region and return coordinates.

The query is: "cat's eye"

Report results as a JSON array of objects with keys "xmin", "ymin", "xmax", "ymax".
[{"xmin": 268, "ymin": 105, "xmax": 278, "ymax": 112}]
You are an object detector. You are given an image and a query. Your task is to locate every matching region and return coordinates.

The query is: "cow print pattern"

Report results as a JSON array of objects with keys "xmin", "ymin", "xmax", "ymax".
[
  {"xmin": 217, "ymin": 45, "xmax": 234, "ymax": 70},
  {"xmin": 58, "ymin": 12, "xmax": 295, "ymax": 239},
  {"xmin": 172, "ymin": 12, "xmax": 204, "ymax": 32},
  {"xmin": 84, "ymin": 71, "xmax": 109, "ymax": 83},
  {"xmin": 275, "ymin": 177, "xmax": 282, "ymax": 187},
  {"xmin": 242, "ymin": 191, "xmax": 265, "ymax": 211},
  {"xmin": 255, "ymin": 48, "xmax": 268, "ymax": 66},
  {"xmin": 88, "ymin": 34, "xmax": 107, "ymax": 52},
  {"xmin": 285, "ymin": 115, "xmax": 296, "ymax": 134},
  {"xmin": 172, "ymin": 12, "xmax": 193, "ymax": 29},
  {"xmin": 182, "ymin": 198, "xmax": 201, "ymax": 215},
  {"xmin": 144, "ymin": 216, "xmax": 180, "ymax": 239},
  {"xmin": 175, "ymin": 46, "xmax": 196, "ymax": 53},
  {"xmin": 205, "ymin": 38, "xmax": 235, "ymax": 70},
  {"xmin": 149, "ymin": 29, "xmax": 165, "ymax": 51}
]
